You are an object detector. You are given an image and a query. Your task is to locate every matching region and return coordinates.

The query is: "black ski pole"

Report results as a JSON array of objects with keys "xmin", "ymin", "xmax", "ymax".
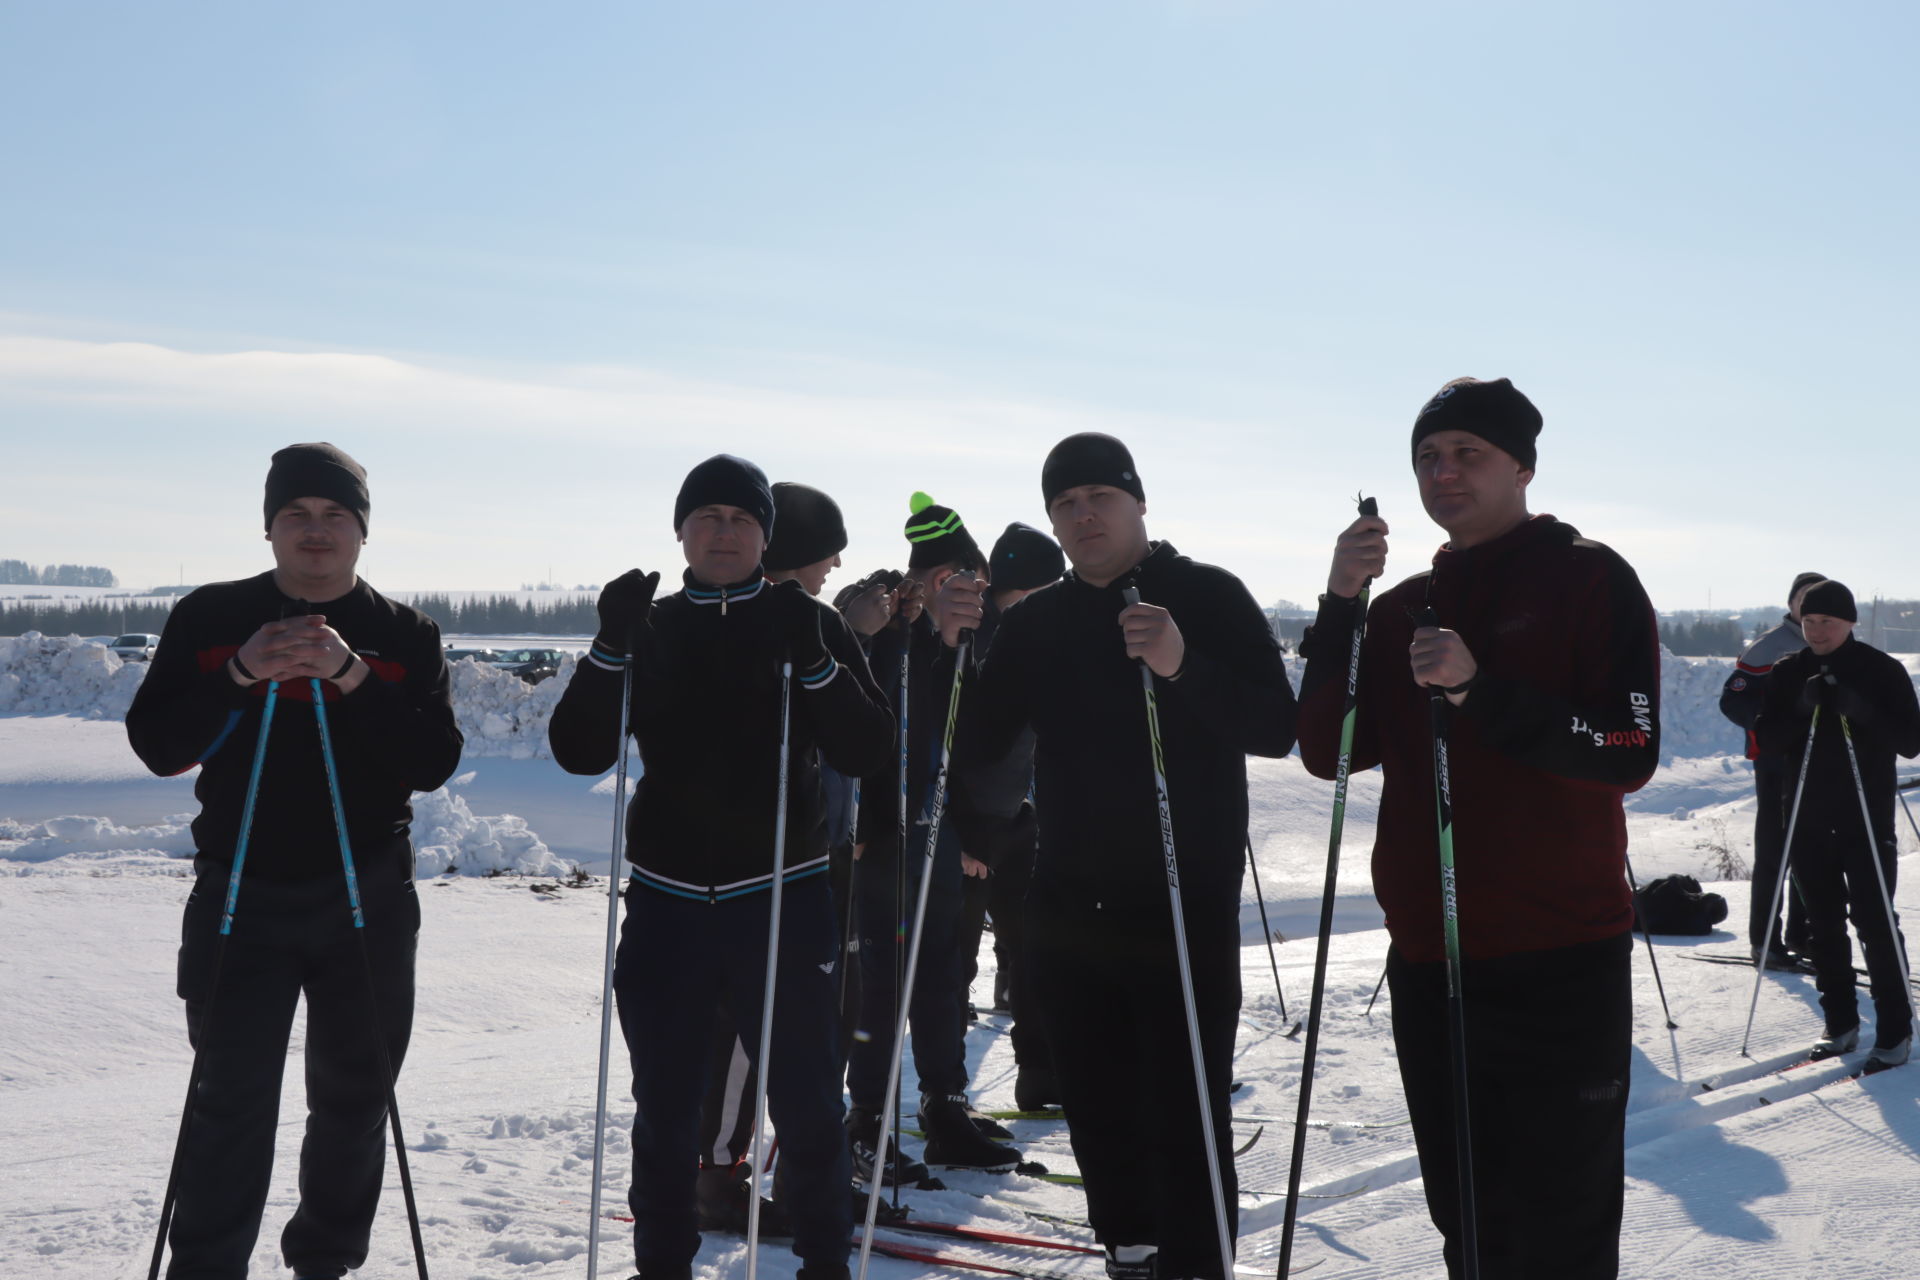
[
  {"xmin": 1120, "ymin": 585, "xmax": 1235, "ymax": 1280},
  {"xmin": 1837, "ymin": 710, "xmax": 1920, "ymax": 1039},
  {"xmin": 1623, "ymin": 851, "xmax": 1677, "ymax": 1030},
  {"xmin": 147, "ymin": 680, "xmax": 283, "ymax": 1280},
  {"xmin": 1245, "ymin": 834, "xmax": 1301, "ymax": 1038},
  {"xmin": 745, "ymin": 659, "xmax": 795, "ymax": 1276},
  {"xmin": 1742, "ymin": 705, "xmax": 1820, "ymax": 1057},
  {"xmin": 310, "ymin": 678, "xmax": 430, "ymax": 1280},
  {"xmin": 1363, "ymin": 963, "xmax": 1387, "ymax": 1018},
  {"xmin": 1416, "ymin": 603, "xmax": 1480, "ymax": 1280},
  {"xmin": 857, "ymin": 629, "xmax": 970, "ymax": 1280},
  {"xmin": 892, "ymin": 642, "xmax": 910, "ymax": 1210},
  {"xmin": 838, "ymin": 781, "xmax": 862, "ymax": 1021},
  {"xmin": 586, "ymin": 641, "xmax": 635, "ymax": 1280},
  {"xmin": 1278, "ymin": 494, "xmax": 1375, "ymax": 1278}
]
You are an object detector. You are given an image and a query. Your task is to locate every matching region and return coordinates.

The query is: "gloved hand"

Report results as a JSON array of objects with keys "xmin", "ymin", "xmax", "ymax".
[
  {"xmin": 595, "ymin": 569, "xmax": 659, "ymax": 652},
  {"xmin": 1797, "ymin": 672, "xmax": 1834, "ymax": 715},
  {"xmin": 1830, "ymin": 679, "xmax": 1875, "ymax": 726},
  {"xmin": 766, "ymin": 579, "xmax": 830, "ymax": 672}
]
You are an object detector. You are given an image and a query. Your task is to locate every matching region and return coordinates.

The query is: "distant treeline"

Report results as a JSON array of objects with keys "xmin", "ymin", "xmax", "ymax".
[
  {"xmin": 1, "ymin": 599, "xmax": 172, "ymax": 637},
  {"xmin": 403, "ymin": 593, "xmax": 597, "ymax": 636},
  {"xmin": 1658, "ymin": 614, "xmax": 1747, "ymax": 657},
  {"xmin": 1, "ymin": 560, "xmax": 118, "ymax": 587}
]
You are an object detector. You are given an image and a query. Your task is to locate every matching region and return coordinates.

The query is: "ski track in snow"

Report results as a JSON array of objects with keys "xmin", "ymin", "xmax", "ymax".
[{"xmin": 5, "ymin": 646, "xmax": 1920, "ymax": 1279}]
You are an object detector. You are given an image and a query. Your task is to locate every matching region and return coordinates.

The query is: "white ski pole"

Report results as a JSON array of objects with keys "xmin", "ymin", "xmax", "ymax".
[
  {"xmin": 586, "ymin": 654, "xmax": 635, "ymax": 1280},
  {"xmin": 745, "ymin": 661, "xmax": 794, "ymax": 1280}
]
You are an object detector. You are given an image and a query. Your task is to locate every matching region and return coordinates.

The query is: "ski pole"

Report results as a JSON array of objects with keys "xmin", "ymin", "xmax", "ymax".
[
  {"xmin": 1838, "ymin": 712, "xmax": 1920, "ymax": 1039},
  {"xmin": 1120, "ymin": 585, "xmax": 1235, "ymax": 1280},
  {"xmin": 310, "ymin": 678, "xmax": 429, "ymax": 1280},
  {"xmin": 838, "ymin": 782, "xmax": 862, "ymax": 1020},
  {"xmin": 1363, "ymin": 963, "xmax": 1387, "ymax": 1017},
  {"xmin": 1279, "ymin": 494, "xmax": 1374, "ymax": 1278},
  {"xmin": 1742, "ymin": 706, "xmax": 1820, "ymax": 1057},
  {"xmin": 1899, "ymin": 786, "xmax": 1920, "ymax": 851},
  {"xmin": 586, "ymin": 645, "xmax": 635, "ymax": 1280},
  {"xmin": 891, "ymin": 642, "xmax": 910, "ymax": 1210},
  {"xmin": 1416, "ymin": 603, "xmax": 1480, "ymax": 1280},
  {"xmin": 148, "ymin": 681, "xmax": 282, "ymax": 1280},
  {"xmin": 1623, "ymin": 851, "xmax": 1678, "ymax": 1030},
  {"xmin": 745, "ymin": 660, "xmax": 795, "ymax": 1280},
  {"xmin": 858, "ymin": 632, "xmax": 970, "ymax": 1280},
  {"xmin": 1244, "ymin": 834, "xmax": 1301, "ymax": 1037}
]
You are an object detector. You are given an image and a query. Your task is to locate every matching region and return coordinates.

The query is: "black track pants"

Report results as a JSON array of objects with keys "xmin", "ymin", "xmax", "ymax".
[
  {"xmin": 168, "ymin": 847, "xmax": 417, "ymax": 1280},
  {"xmin": 1029, "ymin": 899, "xmax": 1240, "ymax": 1280},
  {"xmin": 1792, "ymin": 821, "xmax": 1911, "ymax": 1045},
  {"xmin": 1388, "ymin": 931, "xmax": 1631, "ymax": 1280}
]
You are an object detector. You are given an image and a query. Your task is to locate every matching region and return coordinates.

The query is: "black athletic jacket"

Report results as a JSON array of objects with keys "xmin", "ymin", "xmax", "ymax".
[
  {"xmin": 1753, "ymin": 635, "xmax": 1920, "ymax": 844},
  {"xmin": 125, "ymin": 572, "xmax": 462, "ymax": 882},
  {"xmin": 949, "ymin": 541, "xmax": 1295, "ymax": 924},
  {"xmin": 1297, "ymin": 515, "xmax": 1659, "ymax": 962},
  {"xmin": 548, "ymin": 570, "xmax": 893, "ymax": 898}
]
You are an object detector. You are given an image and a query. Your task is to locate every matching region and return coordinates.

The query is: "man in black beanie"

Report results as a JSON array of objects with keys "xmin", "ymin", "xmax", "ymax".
[
  {"xmin": 550, "ymin": 454, "xmax": 892, "ymax": 1280},
  {"xmin": 1296, "ymin": 377, "xmax": 1659, "ymax": 1279},
  {"xmin": 931, "ymin": 441, "xmax": 1295, "ymax": 1280},
  {"xmin": 1720, "ymin": 570, "xmax": 1828, "ymax": 966},
  {"xmin": 127, "ymin": 443, "xmax": 462, "ymax": 1280},
  {"xmin": 1754, "ymin": 578, "xmax": 1920, "ymax": 1073}
]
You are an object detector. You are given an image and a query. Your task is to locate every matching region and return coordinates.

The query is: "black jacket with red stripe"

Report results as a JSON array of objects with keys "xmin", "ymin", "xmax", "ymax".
[
  {"xmin": 1297, "ymin": 515, "xmax": 1660, "ymax": 963},
  {"xmin": 126, "ymin": 572, "xmax": 462, "ymax": 881}
]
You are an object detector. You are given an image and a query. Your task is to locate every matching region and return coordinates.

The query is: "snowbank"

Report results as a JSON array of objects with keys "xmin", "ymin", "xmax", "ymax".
[
  {"xmin": 0, "ymin": 633, "xmax": 145, "ymax": 718},
  {"xmin": 412, "ymin": 778, "xmax": 571, "ymax": 877},
  {"xmin": 0, "ymin": 787, "xmax": 573, "ymax": 878},
  {"xmin": 5, "ymin": 632, "xmax": 1912, "ymax": 764}
]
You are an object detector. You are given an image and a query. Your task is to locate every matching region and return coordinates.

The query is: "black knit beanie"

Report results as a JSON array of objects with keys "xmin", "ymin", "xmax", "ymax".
[
  {"xmin": 1041, "ymin": 433, "xmax": 1145, "ymax": 507},
  {"xmin": 904, "ymin": 492, "xmax": 983, "ymax": 571},
  {"xmin": 1799, "ymin": 580, "xmax": 1858, "ymax": 623},
  {"xmin": 1789, "ymin": 571, "xmax": 1827, "ymax": 605},
  {"xmin": 764, "ymin": 482, "xmax": 848, "ymax": 571},
  {"xmin": 673, "ymin": 455, "xmax": 775, "ymax": 537},
  {"xmin": 989, "ymin": 522, "xmax": 1065, "ymax": 593},
  {"xmin": 1411, "ymin": 377, "xmax": 1542, "ymax": 471},
  {"xmin": 264, "ymin": 443, "xmax": 369, "ymax": 535}
]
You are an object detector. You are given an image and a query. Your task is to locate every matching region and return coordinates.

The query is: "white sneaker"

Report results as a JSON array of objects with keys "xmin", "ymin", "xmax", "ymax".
[{"xmin": 1810, "ymin": 1026, "xmax": 1859, "ymax": 1060}]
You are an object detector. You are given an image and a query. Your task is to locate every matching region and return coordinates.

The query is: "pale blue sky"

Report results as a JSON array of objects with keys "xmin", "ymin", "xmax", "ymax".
[{"xmin": 2, "ymin": 1, "xmax": 1913, "ymax": 612}]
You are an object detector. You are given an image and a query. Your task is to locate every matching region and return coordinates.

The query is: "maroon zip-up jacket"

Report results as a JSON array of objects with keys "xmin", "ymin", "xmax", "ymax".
[{"xmin": 1297, "ymin": 515, "xmax": 1660, "ymax": 962}]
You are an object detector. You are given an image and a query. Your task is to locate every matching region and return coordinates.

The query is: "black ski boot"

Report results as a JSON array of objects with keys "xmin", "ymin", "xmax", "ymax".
[
  {"xmin": 919, "ymin": 1093, "xmax": 1020, "ymax": 1171},
  {"xmin": 694, "ymin": 1159, "xmax": 791, "ymax": 1237},
  {"xmin": 1103, "ymin": 1243, "xmax": 1159, "ymax": 1280},
  {"xmin": 847, "ymin": 1105, "xmax": 929, "ymax": 1186}
]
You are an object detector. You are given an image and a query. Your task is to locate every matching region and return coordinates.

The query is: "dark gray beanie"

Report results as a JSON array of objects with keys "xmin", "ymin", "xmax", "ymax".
[
  {"xmin": 673, "ymin": 455, "xmax": 775, "ymax": 536},
  {"xmin": 264, "ymin": 443, "xmax": 369, "ymax": 535},
  {"xmin": 1412, "ymin": 377, "xmax": 1542, "ymax": 471},
  {"xmin": 1799, "ymin": 580, "xmax": 1857, "ymax": 623}
]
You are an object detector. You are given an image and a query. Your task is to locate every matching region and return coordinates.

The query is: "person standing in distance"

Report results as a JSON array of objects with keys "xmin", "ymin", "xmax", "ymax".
[
  {"xmin": 548, "ymin": 455, "xmax": 892, "ymax": 1280},
  {"xmin": 1752, "ymin": 578, "xmax": 1920, "ymax": 1071},
  {"xmin": 127, "ymin": 442, "xmax": 462, "ymax": 1280},
  {"xmin": 1296, "ymin": 379, "xmax": 1659, "ymax": 1280},
  {"xmin": 1719, "ymin": 571, "xmax": 1825, "ymax": 967},
  {"xmin": 931, "ymin": 434, "xmax": 1295, "ymax": 1280}
]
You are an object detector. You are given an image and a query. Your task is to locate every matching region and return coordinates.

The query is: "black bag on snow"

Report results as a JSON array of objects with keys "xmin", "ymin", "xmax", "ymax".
[{"xmin": 1632, "ymin": 874, "xmax": 1729, "ymax": 935}]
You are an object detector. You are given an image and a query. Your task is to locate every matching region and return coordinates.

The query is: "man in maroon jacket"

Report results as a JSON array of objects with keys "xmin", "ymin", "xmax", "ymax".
[{"xmin": 1297, "ymin": 378, "xmax": 1659, "ymax": 1280}]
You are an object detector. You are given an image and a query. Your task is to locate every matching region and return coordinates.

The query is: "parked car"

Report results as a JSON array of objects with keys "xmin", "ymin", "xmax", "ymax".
[
  {"xmin": 443, "ymin": 647, "xmax": 500, "ymax": 666},
  {"xmin": 109, "ymin": 633, "xmax": 161, "ymax": 662},
  {"xmin": 489, "ymin": 648, "xmax": 565, "ymax": 685}
]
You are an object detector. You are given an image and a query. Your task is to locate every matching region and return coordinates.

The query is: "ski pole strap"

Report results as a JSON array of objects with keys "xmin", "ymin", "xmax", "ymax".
[{"xmin": 309, "ymin": 677, "xmax": 366, "ymax": 929}]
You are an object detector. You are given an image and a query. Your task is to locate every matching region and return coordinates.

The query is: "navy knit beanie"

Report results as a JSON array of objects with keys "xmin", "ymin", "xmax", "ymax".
[
  {"xmin": 764, "ymin": 482, "xmax": 848, "ymax": 571},
  {"xmin": 1799, "ymin": 580, "xmax": 1858, "ymax": 623},
  {"xmin": 673, "ymin": 455, "xmax": 776, "ymax": 536},
  {"xmin": 1042, "ymin": 433, "xmax": 1145, "ymax": 507},
  {"xmin": 989, "ymin": 522, "xmax": 1065, "ymax": 592}
]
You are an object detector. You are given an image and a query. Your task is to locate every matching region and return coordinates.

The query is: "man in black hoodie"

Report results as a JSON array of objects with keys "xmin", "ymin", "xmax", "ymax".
[
  {"xmin": 126, "ymin": 443, "xmax": 462, "ymax": 1280},
  {"xmin": 931, "ymin": 435, "xmax": 1295, "ymax": 1280},
  {"xmin": 1753, "ymin": 578, "xmax": 1920, "ymax": 1072},
  {"xmin": 549, "ymin": 455, "xmax": 893, "ymax": 1280}
]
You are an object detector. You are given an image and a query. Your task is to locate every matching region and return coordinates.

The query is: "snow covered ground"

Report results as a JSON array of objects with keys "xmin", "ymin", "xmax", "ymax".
[{"xmin": 3, "ymin": 637, "xmax": 1919, "ymax": 1279}]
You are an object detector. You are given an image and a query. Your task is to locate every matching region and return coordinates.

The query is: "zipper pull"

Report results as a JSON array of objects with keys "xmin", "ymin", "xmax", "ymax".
[{"xmin": 721, "ymin": 586, "xmax": 728, "ymax": 616}]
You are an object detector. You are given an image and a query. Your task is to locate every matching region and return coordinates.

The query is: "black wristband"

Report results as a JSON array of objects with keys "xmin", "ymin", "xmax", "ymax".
[
  {"xmin": 331, "ymin": 652, "xmax": 358, "ymax": 681},
  {"xmin": 1440, "ymin": 671, "xmax": 1479, "ymax": 696},
  {"xmin": 231, "ymin": 654, "xmax": 258, "ymax": 681}
]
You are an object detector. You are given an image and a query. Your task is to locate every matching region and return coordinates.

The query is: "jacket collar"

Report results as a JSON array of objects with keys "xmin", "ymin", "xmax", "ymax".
[{"xmin": 682, "ymin": 567, "xmax": 769, "ymax": 611}]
